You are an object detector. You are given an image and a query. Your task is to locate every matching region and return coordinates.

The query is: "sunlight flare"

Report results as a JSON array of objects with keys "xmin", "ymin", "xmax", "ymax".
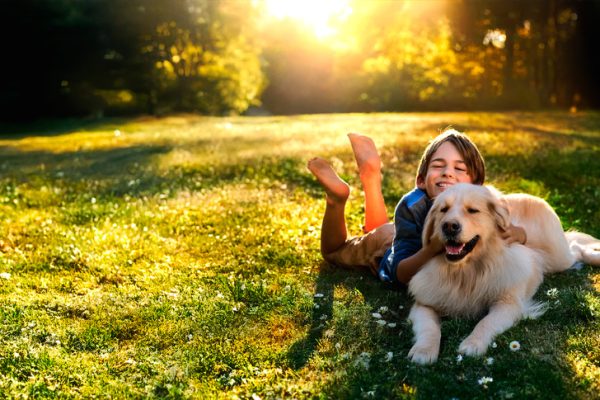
[{"xmin": 263, "ymin": 0, "xmax": 352, "ymax": 38}]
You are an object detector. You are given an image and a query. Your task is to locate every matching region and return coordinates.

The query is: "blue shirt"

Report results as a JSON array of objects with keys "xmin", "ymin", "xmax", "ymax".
[{"xmin": 378, "ymin": 187, "xmax": 433, "ymax": 286}]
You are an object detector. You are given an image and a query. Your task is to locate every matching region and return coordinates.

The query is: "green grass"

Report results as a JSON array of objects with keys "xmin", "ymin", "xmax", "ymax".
[{"xmin": 0, "ymin": 112, "xmax": 598, "ymax": 399}]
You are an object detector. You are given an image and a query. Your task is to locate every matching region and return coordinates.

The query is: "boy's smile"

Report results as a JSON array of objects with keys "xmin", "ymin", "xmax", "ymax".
[{"xmin": 417, "ymin": 141, "xmax": 473, "ymax": 198}]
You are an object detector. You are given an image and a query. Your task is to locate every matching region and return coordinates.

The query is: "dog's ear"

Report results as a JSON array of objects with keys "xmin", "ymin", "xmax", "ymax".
[
  {"xmin": 488, "ymin": 197, "xmax": 510, "ymax": 230},
  {"xmin": 422, "ymin": 203, "xmax": 439, "ymax": 246}
]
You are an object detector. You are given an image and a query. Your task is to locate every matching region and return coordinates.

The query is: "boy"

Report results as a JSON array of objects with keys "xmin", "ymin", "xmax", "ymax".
[{"xmin": 308, "ymin": 129, "xmax": 526, "ymax": 287}]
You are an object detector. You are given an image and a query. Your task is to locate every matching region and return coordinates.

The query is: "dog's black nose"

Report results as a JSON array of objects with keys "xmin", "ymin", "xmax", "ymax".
[{"xmin": 442, "ymin": 221, "xmax": 461, "ymax": 236}]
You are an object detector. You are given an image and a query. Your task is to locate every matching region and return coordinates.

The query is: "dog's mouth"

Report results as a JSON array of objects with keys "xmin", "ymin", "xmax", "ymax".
[{"xmin": 444, "ymin": 235, "xmax": 480, "ymax": 262}]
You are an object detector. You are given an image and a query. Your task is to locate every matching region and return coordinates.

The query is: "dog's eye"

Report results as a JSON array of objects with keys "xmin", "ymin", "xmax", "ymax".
[
  {"xmin": 440, "ymin": 206, "xmax": 449, "ymax": 213},
  {"xmin": 467, "ymin": 208, "xmax": 480, "ymax": 214}
]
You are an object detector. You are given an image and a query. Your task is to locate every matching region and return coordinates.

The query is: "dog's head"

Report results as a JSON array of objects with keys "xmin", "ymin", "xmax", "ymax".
[{"xmin": 423, "ymin": 183, "xmax": 509, "ymax": 263}]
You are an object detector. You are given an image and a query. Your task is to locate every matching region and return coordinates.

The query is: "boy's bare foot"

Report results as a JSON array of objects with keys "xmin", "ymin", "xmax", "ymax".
[
  {"xmin": 348, "ymin": 133, "xmax": 382, "ymax": 178},
  {"xmin": 307, "ymin": 158, "xmax": 350, "ymax": 205}
]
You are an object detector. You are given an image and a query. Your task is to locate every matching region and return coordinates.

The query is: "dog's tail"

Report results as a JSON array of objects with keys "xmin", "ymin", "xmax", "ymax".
[{"xmin": 566, "ymin": 231, "xmax": 600, "ymax": 267}]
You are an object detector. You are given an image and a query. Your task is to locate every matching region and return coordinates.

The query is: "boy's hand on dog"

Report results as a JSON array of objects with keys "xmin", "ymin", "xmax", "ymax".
[{"xmin": 501, "ymin": 223, "xmax": 527, "ymax": 245}]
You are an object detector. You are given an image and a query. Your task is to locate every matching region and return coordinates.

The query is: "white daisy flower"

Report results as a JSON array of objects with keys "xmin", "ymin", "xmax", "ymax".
[
  {"xmin": 378, "ymin": 306, "xmax": 389, "ymax": 313},
  {"xmin": 314, "ymin": 293, "xmax": 324, "ymax": 298},
  {"xmin": 509, "ymin": 341, "xmax": 521, "ymax": 351},
  {"xmin": 486, "ymin": 357, "xmax": 494, "ymax": 365},
  {"xmin": 376, "ymin": 319, "xmax": 387, "ymax": 326},
  {"xmin": 387, "ymin": 322, "xmax": 397, "ymax": 328},
  {"xmin": 456, "ymin": 354, "xmax": 463, "ymax": 363},
  {"xmin": 478, "ymin": 376, "xmax": 493, "ymax": 385},
  {"xmin": 354, "ymin": 352, "xmax": 371, "ymax": 369},
  {"xmin": 491, "ymin": 342, "xmax": 498, "ymax": 348},
  {"xmin": 371, "ymin": 312, "xmax": 383, "ymax": 319}
]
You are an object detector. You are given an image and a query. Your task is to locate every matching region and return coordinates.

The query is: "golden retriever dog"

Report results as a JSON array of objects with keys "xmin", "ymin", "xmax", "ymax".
[{"xmin": 407, "ymin": 183, "xmax": 600, "ymax": 364}]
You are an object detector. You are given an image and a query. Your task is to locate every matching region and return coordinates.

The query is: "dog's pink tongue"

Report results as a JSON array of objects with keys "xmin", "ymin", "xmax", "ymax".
[{"xmin": 445, "ymin": 243, "xmax": 465, "ymax": 255}]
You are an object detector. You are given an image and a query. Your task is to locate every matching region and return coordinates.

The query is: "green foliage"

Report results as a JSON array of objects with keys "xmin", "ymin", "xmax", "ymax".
[{"xmin": 0, "ymin": 112, "xmax": 598, "ymax": 398}]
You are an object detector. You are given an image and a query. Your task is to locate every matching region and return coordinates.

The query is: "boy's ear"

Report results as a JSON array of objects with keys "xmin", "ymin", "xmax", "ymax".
[{"xmin": 416, "ymin": 176, "xmax": 426, "ymax": 190}]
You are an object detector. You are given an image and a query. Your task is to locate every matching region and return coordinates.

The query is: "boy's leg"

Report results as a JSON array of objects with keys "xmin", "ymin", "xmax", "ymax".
[
  {"xmin": 307, "ymin": 157, "xmax": 350, "ymax": 255},
  {"xmin": 348, "ymin": 133, "xmax": 389, "ymax": 232}
]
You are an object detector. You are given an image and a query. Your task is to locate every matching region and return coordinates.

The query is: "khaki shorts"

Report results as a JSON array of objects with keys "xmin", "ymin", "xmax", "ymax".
[{"xmin": 323, "ymin": 222, "xmax": 395, "ymax": 274}]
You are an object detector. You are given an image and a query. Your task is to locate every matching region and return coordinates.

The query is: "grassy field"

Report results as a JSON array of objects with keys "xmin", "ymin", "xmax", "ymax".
[{"xmin": 0, "ymin": 112, "xmax": 598, "ymax": 399}]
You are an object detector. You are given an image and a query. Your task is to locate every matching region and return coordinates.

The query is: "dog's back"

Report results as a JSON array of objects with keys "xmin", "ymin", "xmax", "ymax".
[
  {"xmin": 505, "ymin": 193, "xmax": 600, "ymax": 271},
  {"xmin": 504, "ymin": 193, "xmax": 577, "ymax": 273}
]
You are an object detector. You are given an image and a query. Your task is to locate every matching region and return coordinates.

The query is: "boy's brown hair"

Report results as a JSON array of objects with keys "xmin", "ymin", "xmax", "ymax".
[{"xmin": 416, "ymin": 128, "xmax": 485, "ymax": 185}]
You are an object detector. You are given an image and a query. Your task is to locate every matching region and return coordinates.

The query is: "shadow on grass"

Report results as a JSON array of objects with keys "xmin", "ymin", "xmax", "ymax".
[
  {"xmin": 287, "ymin": 263, "xmax": 596, "ymax": 398},
  {"xmin": 0, "ymin": 142, "xmax": 321, "ymax": 201},
  {"xmin": 0, "ymin": 117, "xmax": 129, "ymax": 139},
  {"xmin": 285, "ymin": 262, "xmax": 339, "ymax": 370},
  {"xmin": 285, "ymin": 262, "xmax": 408, "ymax": 370}
]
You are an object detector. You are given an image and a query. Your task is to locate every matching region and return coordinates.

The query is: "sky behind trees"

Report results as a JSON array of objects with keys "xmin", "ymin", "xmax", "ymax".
[{"xmin": 2, "ymin": 0, "xmax": 599, "ymax": 121}]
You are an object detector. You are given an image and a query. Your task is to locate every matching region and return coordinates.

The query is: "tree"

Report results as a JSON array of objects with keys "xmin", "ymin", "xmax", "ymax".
[{"xmin": 0, "ymin": 0, "xmax": 266, "ymax": 120}]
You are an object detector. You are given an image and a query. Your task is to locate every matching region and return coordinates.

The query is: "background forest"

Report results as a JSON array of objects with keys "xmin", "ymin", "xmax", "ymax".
[{"xmin": 2, "ymin": 0, "xmax": 600, "ymax": 121}]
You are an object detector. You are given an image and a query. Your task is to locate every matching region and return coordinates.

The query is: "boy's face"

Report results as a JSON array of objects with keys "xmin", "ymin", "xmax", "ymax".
[{"xmin": 417, "ymin": 141, "xmax": 473, "ymax": 198}]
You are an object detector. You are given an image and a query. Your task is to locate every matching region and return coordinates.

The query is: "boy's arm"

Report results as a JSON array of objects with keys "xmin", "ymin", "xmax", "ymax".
[
  {"xmin": 500, "ymin": 223, "xmax": 527, "ymax": 245},
  {"xmin": 395, "ymin": 235, "xmax": 443, "ymax": 285}
]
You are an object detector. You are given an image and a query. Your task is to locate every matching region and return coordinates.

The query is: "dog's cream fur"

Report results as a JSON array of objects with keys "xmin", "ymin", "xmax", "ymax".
[{"xmin": 407, "ymin": 183, "xmax": 600, "ymax": 364}]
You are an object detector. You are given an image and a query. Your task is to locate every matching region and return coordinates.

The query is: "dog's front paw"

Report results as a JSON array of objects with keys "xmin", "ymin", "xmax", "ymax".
[
  {"xmin": 458, "ymin": 336, "xmax": 489, "ymax": 356},
  {"xmin": 408, "ymin": 343, "xmax": 439, "ymax": 365}
]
